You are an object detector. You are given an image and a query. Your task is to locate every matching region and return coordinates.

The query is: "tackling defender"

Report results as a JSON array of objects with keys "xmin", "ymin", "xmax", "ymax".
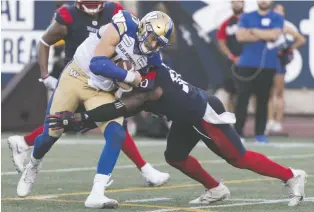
[
  {"xmin": 8, "ymin": 0, "xmax": 169, "ymax": 188},
  {"xmin": 17, "ymin": 10, "xmax": 174, "ymax": 209},
  {"xmin": 50, "ymin": 63, "xmax": 308, "ymax": 207}
]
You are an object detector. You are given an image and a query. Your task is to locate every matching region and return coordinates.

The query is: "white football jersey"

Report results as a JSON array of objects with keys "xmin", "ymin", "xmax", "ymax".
[{"xmin": 73, "ymin": 10, "xmax": 162, "ymax": 92}]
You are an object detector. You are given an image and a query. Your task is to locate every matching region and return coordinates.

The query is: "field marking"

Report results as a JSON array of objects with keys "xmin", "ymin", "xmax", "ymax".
[
  {"xmin": 125, "ymin": 197, "xmax": 172, "ymax": 203},
  {"xmin": 3, "ymin": 153, "xmax": 314, "ymax": 176},
  {"xmin": 13, "ymin": 198, "xmax": 210, "ymax": 212},
  {"xmin": 144, "ymin": 197, "xmax": 314, "ymax": 212},
  {"xmin": 1, "ymin": 177, "xmax": 281, "ymax": 201}
]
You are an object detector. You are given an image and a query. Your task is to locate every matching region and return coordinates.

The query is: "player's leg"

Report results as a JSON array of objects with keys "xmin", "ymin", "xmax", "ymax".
[
  {"xmin": 164, "ymin": 122, "xmax": 230, "ymax": 204},
  {"xmin": 121, "ymin": 121, "xmax": 170, "ymax": 186},
  {"xmin": 198, "ymin": 96, "xmax": 307, "ymax": 206},
  {"xmin": 17, "ymin": 61, "xmax": 80, "ymax": 197},
  {"xmin": 83, "ymin": 91, "xmax": 125, "ymax": 209}
]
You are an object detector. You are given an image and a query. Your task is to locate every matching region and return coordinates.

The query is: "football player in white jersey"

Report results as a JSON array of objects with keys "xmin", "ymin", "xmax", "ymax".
[{"xmin": 17, "ymin": 10, "xmax": 174, "ymax": 209}]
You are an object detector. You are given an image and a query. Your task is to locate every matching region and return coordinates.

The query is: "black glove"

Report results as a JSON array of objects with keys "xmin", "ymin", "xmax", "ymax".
[
  {"xmin": 278, "ymin": 46, "xmax": 294, "ymax": 66},
  {"xmin": 45, "ymin": 111, "xmax": 85, "ymax": 132}
]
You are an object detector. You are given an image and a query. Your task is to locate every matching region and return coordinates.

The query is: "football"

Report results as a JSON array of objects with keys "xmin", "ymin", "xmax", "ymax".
[{"xmin": 115, "ymin": 60, "xmax": 134, "ymax": 90}]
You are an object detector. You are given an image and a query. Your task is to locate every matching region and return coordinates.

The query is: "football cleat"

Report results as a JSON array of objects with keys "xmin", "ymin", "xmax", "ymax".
[
  {"xmin": 85, "ymin": 193, "xmax": 118, "ymax": 209},
  {"xmin": 7, "ymin": 135, "xmax": 31, "ymax": 173},
  {"xmin": 140, "ymin": 163, "xmax": 170, "ymax": 187},
  {"xmin": 189, "ymin": 182, "xmax": 230, "ymax": 204},
  {"xmin": 285, "ymin": 169, "xmax": 307, "ymax": 206},
  {"xmin": 85, "ymin": 174, "xmax": 118, "ymax": 209},
  {"xmin": 17, "ymin": 156, "xmax": 42, "ymax": 197}
]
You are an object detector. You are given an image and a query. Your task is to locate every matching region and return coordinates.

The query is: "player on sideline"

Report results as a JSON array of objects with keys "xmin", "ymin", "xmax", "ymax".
[
  {"xmin": 49, "ymin": 64, "xmax": 307, "ymax": 207},
  {"xmin": 16, "ymin": 10, "xmax": 174, "ymax": 209},
  {"xmin": 8, "ymin": 0, "xmax": 169, "ymax": 187}
]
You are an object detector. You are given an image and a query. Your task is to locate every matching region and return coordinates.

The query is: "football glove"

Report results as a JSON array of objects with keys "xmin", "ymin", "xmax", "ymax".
[{"xmin": 45, "ymin": 111, "xmax": 86, "ymax": 132}]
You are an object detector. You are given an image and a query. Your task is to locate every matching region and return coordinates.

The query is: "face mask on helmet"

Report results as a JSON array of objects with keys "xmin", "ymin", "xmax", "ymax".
[
  {"xmin": 138, "ymin": 29, "xmax": 168, "ymax": 54},
  {"xmin": 76, "ymin": 0, "xmax": 105, "ymax": 15},
  {"xmin": 137, "ymin": 11, "xmax": 173, "ymax": 55}
]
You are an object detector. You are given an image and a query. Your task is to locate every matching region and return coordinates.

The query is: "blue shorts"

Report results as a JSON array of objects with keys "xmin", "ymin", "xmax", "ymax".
[{"xmin": 276, "ymin": 64, "xmax": 286, "ymax": 75}]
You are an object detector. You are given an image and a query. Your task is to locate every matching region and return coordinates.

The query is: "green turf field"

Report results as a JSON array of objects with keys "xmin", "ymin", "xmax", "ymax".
[{"xmin": 1, "ymin": 134, "xmax": 314, "ymax": 212}]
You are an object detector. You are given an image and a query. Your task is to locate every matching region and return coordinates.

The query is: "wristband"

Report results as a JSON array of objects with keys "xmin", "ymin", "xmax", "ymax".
[
  {"xmin": 228, "ymin": 54, "xmax": 236, "ymax": 62},
  {"xmin": 38, "ymin": 74, "xmax": 49, "ymax": 82},
  {"xmin": 124, "ymin": 71, "xmax": 136, "ymax": 83}
]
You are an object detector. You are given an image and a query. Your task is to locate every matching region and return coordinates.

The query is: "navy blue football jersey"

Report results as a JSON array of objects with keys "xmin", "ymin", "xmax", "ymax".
[
  {"xmin": 54, "ymin": 2, "xmax": 123, "ymax": 64},
  {"xmin": 143, "ymin": 65, "xmax": 208, "ymax": 124}
]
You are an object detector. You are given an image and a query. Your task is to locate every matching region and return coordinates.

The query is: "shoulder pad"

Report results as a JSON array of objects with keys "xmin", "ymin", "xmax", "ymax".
[
  {"xmin": 55, "ymin": 5, "xmax": 74, "ymax": 25},
  {"xmin": 111, "ymin": 10, "xmax": 139, "ymax": 39}
]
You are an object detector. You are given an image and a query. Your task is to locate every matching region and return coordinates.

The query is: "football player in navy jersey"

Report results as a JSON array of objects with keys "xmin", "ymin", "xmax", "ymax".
[
  {"xmin": 9, "ymin": 0, "xmax": 170, "ymax": 193},
  {"xmin": 17, "ymin": 9, "xmax": 174, "ymax": 209},
  {"xmin": 50, "ymin": 64, "xmax": 307, "ymax": 207}
]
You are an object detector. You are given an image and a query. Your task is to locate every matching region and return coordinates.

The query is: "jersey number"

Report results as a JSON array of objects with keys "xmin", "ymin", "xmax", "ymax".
[{"xmin": 169, "ymin": 69, "xmax": 189, "ymax": 94}]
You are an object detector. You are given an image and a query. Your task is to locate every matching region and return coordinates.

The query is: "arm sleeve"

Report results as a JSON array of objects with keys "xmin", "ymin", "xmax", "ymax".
[
  {"xmin": 54, "ymin": 6, "xmax": 73, "ymax": 25},
  {"xmin": 216, "ymin": 19, "xmax": 228, "ymax": 40}
]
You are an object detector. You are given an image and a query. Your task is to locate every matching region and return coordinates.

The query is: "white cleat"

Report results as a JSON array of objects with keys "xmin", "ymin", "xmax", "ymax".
[
  {"xmin": 17, "ymin": 156, "xmax": 42, "ymax": 197},
  {"xmin": 85, "ymin": 193, "xmax": 118, "ymax": 209},
  {"xmin": 85, "ymin": 174, "xmax": 118, "ymax": 209},
  {"xmin": 189, "ymin": 183, "xmax": 230, "ymax": 204},
  {"xmin": 285, "ymin": 169, "xmax": 307, "ymax": 207},
  {"xmin": 7, "ymin": 135, "xmax": 31, "ymax": 173},
  {"xmin": 140, "ymin": 163, "xmax": 170, "ymax": 187}
]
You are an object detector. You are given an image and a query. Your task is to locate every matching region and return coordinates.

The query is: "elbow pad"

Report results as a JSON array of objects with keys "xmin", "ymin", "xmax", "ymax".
[{"xmin": 89, "ymin": 56, "xmax": 133, "ymax": 82}]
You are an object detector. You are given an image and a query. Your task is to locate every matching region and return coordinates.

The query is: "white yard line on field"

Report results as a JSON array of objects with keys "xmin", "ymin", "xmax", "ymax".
[
  {"xmin": 2, "ymin": 153, "xmax": 314, "ymax": 176},
  {"xmin": 143, "ymin": 197, "xmax": 314, "ymax": 212},
  {"xmin": 125, "ymin": 197, "xmax": 172, "ymax": 203}
]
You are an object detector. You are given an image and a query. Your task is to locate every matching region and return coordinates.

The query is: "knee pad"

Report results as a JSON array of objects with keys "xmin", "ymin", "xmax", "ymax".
[
  {"xmin": 207, "ymin": 96, "xmax": 226, "ymax": 114},
  {"xmin": 104, "ymin": 121, "xmax": 126, "ymax": 149}
]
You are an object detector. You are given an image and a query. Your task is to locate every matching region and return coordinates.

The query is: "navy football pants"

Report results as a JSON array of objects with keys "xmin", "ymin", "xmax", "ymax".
[{"xmin": 164, "ymin": 96, "xmax": 246, "ymax": 163}]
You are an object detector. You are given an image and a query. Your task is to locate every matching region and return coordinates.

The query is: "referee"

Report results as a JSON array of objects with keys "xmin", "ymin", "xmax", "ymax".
[{"xmin": 235, "ymin": 0, "xmax": 284, "ymax": 143}]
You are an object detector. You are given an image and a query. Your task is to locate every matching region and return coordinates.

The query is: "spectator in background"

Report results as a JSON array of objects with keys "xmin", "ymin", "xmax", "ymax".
[
  {"xmin": 266, "ymin": 4, "xmax": 306, "ymax": 134},
  {"xmin": 235, "ymin": 0, "xmax": 284, "ymax": 143},
  {"xmin": 216, "ymin": 0, "xmax": 244, "ymax": 112}
]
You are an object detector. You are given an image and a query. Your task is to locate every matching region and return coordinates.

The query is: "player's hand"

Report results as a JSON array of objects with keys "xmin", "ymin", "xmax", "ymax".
[
  {"xmin": 39, "ymin": 75, "xmax": 58, "ymax": 90},
  {"xmin": 45, "ymin": 111, "xmax": 85, "ymax": 131},
  {"xmin": 131, "ymin": 71, "xmax": 142, "ymax": 86}
]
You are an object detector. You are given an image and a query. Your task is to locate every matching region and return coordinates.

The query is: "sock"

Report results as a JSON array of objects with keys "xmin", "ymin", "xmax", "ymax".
[
  {"xmin": 97, "ymin": 122, "xmax": 126, "ymax": 175},
  {"xmin": 24, "ymin": 125, "xmax": 44, "ymax": 146},
  {"xmin": 33, "ymin": 133, "xmax": 59, "ymax": 159},
  {"xmin": 167, "ymin": 155, "xmax": 219, "ymax": 189},
  {"xmin": 232, "ymin": 151, "xmax": 294, "ymax": 182},
  {"xmin": 121, "ymin": 130, "xmax": 146, "ymax": 169}
]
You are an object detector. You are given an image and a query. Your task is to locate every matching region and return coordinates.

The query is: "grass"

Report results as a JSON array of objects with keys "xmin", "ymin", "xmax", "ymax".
[{"xmin": 1, "ymin": 134, "xmax": 314, "ymax": 212}]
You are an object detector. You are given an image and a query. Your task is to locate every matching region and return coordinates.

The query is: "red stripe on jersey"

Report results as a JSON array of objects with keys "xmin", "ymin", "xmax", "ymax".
[
  {"xmin": 57, "ymin": 7, "xmax": 73, "ymax": 24},
  {"xmin": 142, "ymin": 71, "xmax": 156, "ymax": 80},
  {"xmin": 113, "ymin": 2, "xmax": 124, "ymax": 15}
]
